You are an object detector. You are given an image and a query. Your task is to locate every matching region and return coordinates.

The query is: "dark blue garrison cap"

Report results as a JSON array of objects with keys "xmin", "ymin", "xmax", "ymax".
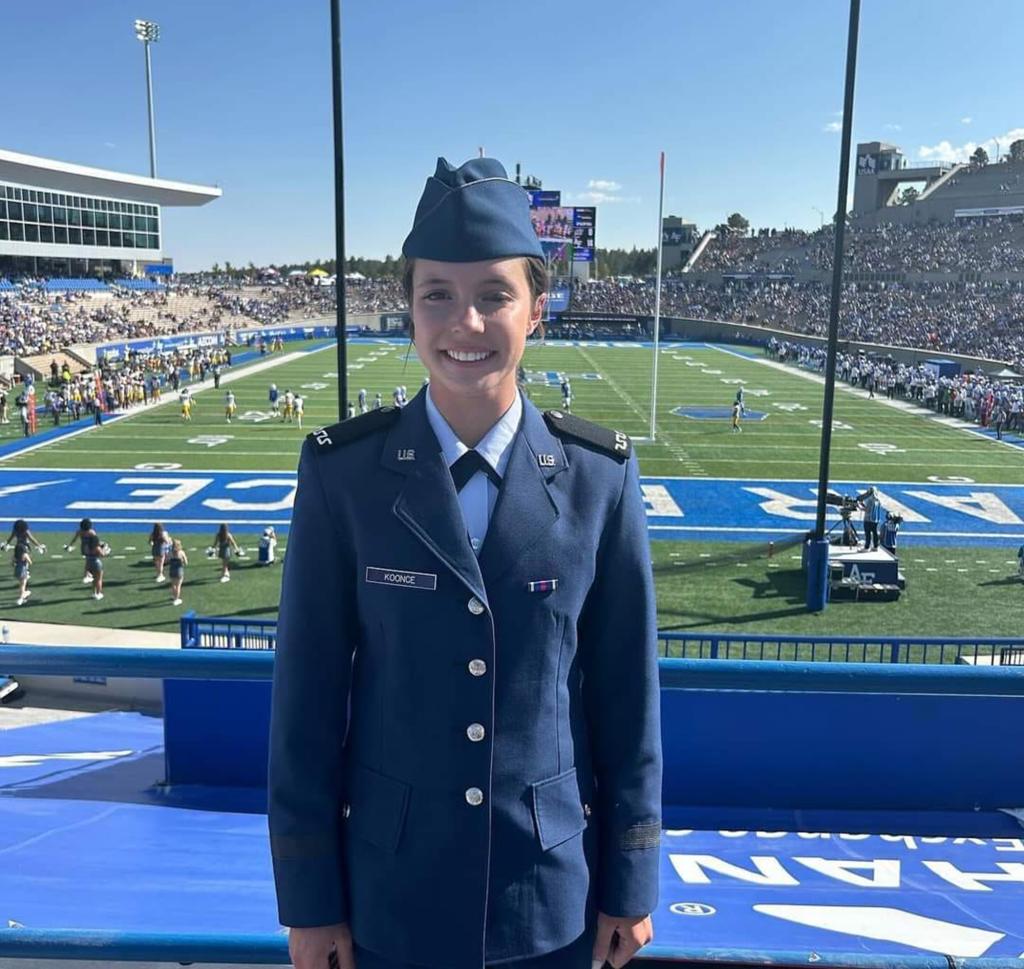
[{"xmin": 402, "ymin": 157, "xmax": 544, "ymax": 263}]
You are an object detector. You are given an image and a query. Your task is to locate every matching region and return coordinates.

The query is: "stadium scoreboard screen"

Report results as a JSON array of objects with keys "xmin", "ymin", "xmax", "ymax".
[
  {"xmin": 528, "ymin": 196, "xmax": 597, "ymax": 262},
  {"xmin": 527, "ymin": 190, "xmax": 561, "ymax": 207}
]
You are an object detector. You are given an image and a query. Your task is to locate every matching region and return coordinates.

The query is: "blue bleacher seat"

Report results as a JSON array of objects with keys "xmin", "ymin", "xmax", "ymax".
[
  {"xmin": 113, "ymin": 278, "xmax": 166, "ymax": 292},
  {"xmin": 42, "ymin": 278, "xmax": 110, "ymax": 293}
]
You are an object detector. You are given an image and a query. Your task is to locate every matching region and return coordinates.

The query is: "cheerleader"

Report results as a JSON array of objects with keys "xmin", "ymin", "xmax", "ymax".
[
  {"xmin": 149, "ymin": 523, "xmax": 172, "ymax": 583},
  {"xmin": 258, "ymin": 526, "xmax": 278, "ymax": 566},
  {"xmin": 212, "ymin": 523, "xmax": 241, "ymax": 583},
  {"xmin": 84, "ymin": 530, "xmax": 108, "ymax": 601},
  {"xmin": 168, "ymin": 539, "xmax": 188, "ymax": 606},
  {"xmin": 4, "ymin": 520, "xmax": 45, "ymax": 606},
  {"xmin": 65, "ymin": 517, "xmax": 96, "ymax": 584}
]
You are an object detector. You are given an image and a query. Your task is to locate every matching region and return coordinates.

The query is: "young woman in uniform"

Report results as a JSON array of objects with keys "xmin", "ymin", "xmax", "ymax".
[{"xmin": 270, "ymin": 158, "xmax": 662, "ymax": 969}]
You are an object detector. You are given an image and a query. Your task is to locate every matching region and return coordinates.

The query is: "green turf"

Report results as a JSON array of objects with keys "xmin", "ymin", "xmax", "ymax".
[
  {"xmin": 6, "ymin": 531, "xmax": 283, "ymax": 634},
  {"xmin": 5, "ymin": 338, "xmax": 1023, "ymax": 640}
]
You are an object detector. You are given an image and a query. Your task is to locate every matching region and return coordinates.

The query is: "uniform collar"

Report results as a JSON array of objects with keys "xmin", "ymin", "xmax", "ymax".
[
  {"xmin": 382, "ymin": 386, "xmax": 566, "ymax": 481},
  {"xmin": 424, "ymin": 385, "xmax": 522, "ymax": 478}
]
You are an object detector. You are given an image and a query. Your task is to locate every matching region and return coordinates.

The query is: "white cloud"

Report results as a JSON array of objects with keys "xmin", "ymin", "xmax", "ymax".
[
  {"xmin": 587, "ymin": 179, "xmax": 621, "ymax": 192},
  {"xmin": 960, "ymin": 116, "xmax": 972, "ymax": 125},
  {"xmin": 918, "ymin": 126, "xmax": 1024, "ymax": 163},
  {"xmin": 823, "ymin": 121, "xmax": 842, "ymax": 133},
  {"xmin": 884, "ymin": 123, "xmax": 902, "ymax": 131},
  {"xmin": 566, "ymin": 190, "xmax": 639, "ymax": 205},
  {"xmin": 103, "ymin": 141, "xmax": 117, "ymax": 148}
]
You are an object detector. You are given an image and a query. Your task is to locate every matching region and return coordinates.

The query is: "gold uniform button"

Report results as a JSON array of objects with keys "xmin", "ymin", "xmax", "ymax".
[
  {"xmin": 468, "ymin": 659, "xmax": 487, "ymax": 677},
  {"xmin": 467, "ymin": 597, "xmax": 485, "ymax": 615},
  {"xmin": 583, "ymin": 803, "xmax": 592, "ymax": 817},
  {"xmin": 465, "ymin": 787, "xmax": 484, "ymax": 806},
  {"xmin": 342, "ymin": 803, "xmax": 351, "ymax": 819},
  {"xmin": 466, "ymin": 723, "xmax": 486, "ymax": 742}
]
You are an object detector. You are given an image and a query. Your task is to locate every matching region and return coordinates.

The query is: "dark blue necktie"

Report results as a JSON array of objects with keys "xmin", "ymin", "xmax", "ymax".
[{"xmin": 450, "ymin": 450, "xmax": 501, "ymax": 492}]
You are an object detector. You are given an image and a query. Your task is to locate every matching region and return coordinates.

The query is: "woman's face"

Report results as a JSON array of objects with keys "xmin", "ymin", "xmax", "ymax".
[{"xmin": 411, "ymin": 257, "xmax": 544, "ymax": 403}]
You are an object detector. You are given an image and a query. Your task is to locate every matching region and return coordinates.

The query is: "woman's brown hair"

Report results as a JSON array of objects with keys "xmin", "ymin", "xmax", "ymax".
[{"xmin": 402, "ymin": 256, "xmax": 549, "ymax": 340}]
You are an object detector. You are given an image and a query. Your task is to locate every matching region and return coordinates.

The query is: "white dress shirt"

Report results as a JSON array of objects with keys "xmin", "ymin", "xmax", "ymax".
[{"xmin": 425, "ymin": 387, "xmax": 522, "ymax": 554}]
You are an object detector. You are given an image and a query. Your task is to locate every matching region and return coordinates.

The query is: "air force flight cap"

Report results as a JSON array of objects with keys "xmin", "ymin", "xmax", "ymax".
[{"xmin": 402, "ymin": 157, "xmax": 544, "ymax": 263}]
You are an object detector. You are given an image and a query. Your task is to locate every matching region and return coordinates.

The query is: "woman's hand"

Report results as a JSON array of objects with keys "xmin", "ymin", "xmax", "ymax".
[
  {"xmin": 592, "ymin": 912, "xmax": 653, "ymax": 968},
  {"xmin": 288, "ymin": 923, "xmax": 354, "ymax": 969}
]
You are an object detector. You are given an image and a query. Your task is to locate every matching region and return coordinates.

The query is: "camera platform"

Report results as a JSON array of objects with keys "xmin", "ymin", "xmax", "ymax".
[{"xmin": 803, "ymin": 543, "xmax": 906, "ymax": 600}]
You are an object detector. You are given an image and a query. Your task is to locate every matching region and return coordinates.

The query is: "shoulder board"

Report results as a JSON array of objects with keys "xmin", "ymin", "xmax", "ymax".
[
  {"xmin": 543, "ymin": 410, "xmax": 631, "ymax": 461},
  {"xmin": 307, "ymin": 407, "xmax": 400, "ymax": 451}
]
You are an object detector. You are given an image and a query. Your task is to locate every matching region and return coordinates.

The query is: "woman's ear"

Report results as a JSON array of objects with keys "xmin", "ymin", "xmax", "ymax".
[{"xmin": 529, "ymin": 293, "xmax": 547, "ymax": 334}]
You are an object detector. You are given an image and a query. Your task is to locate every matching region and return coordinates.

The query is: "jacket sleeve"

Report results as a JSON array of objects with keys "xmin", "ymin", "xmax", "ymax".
[
  {"xmin": 268, "ymin": 440, "xmax": 356, "ymax": 927},
  {"xmin": 580, "ymin": 451, "xmax": 662, "ymax": 918}
]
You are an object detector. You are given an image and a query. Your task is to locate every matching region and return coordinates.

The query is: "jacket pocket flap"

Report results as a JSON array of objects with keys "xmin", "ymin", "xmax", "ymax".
[
  {"xmin": 345, "ymin": 763, "xmax": 411, "ymax": 853},
  {"xmin": 531, "ymin": 767, "xmax": 586, "ymax": 851}
]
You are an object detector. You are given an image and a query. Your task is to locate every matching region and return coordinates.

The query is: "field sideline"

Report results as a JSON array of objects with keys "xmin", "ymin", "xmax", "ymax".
[{"xmin": 3, "ymin": 337, "xmax": 1022, "ymax": 636}]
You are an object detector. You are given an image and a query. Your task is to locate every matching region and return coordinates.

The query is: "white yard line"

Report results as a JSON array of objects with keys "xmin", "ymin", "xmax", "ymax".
[{"xmin": 577, "ymin": 345, "xmax": 708, "ymax": 475}]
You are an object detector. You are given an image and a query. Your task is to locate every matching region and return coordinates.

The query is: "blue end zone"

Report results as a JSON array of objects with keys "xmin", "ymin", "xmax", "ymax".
[
  {"xmin": 671, "ymin": 405, "xmax": 767, "ymax": 421},
  {"xmin": 3, "ymin": 471, "xmax": 1024, "ymax": 546}
]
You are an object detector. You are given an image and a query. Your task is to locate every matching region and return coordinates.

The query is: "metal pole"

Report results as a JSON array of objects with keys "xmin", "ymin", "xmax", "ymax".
[
  {"xmin": 807, "ymin": 0, "xmax": 861, "ymax": 611},
  {"xmin": 330, "ymin": 0, "xmax": 349, "ymax": 421},
  {"xmin": 144, "ymin": 41, "xmax": 157, "ymax": 178},
  {"xmin": 649, "ymin": 151, "xmax": 666, "ymax": 441}
]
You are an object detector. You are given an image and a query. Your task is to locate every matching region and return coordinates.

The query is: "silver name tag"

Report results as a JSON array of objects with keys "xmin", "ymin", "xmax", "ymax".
[{"xmin": 365, "ymin": 567, "xmax": 437, "ymax": 591}]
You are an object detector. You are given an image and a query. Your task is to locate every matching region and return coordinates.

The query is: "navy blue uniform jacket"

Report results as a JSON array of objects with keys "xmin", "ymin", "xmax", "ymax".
[{"xmin": 268, "ymin": 389, "xmax": 662, "ymax": 968}]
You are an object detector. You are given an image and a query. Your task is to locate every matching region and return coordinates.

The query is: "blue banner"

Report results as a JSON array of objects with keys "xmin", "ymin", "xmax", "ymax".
[{"xmin": 653, "ymin": 826, "xmax": 1024, "ymax": 957}]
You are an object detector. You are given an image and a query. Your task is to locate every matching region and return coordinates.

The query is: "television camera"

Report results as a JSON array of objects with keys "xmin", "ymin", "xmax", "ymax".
[{"xmin": 825, "ymin": 490, "xmax": 861, "ymax": 520}]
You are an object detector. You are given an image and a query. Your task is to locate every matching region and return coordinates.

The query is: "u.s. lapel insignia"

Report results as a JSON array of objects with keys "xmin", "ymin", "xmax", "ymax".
[
  {"xmin": 397, "ymin": 449, "xmax": 416, "ymax": 461},
  {"xmin": 537, "ymin": 453, "xmax": 556, "ymax": 468}
]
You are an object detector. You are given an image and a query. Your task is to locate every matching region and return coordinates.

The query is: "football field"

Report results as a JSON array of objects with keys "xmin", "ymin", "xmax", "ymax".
[{"xmin": 4, "ymin": 337, "xmax": 1023, "ymax": 636}]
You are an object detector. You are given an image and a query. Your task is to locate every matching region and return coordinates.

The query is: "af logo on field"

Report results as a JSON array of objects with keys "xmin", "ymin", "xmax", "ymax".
[
  {"xmin": 187, "ymin": 435, "xmax": 234, "ymax": 448},
  {"xmin": 670, "ymin": 902, "xmax": 717, "ymax": 917}
]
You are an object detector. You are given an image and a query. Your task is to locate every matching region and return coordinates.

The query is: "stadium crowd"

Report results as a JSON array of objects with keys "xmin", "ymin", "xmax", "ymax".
[
  {"xmin": 3, "ymin": 214, "xmax": 1024, "ymax": 368},
  {"xmin": 767, "ymin": 336, "xmax": 1024, "ymax": 435},
  {"xmin": 697, "ymin": 215, "xmax": 1024, "ymax": 275},
  {"xmin": 568, "ymin": 277, "xmax": 1024, "ymax": 369}
]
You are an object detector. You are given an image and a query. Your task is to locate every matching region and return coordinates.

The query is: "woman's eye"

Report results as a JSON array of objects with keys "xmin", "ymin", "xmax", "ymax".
[
  {"xmin": 486, "ymin": 293, "xmax": 513, "ymax": 304},
  {"xmin": 422, "ymin": 291, "xmax": 448, "ymax": 301}
]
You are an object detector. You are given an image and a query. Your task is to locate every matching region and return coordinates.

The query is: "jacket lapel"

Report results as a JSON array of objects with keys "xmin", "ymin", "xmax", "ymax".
[
  {"xmin": 478, "ymin": 399, "xmax": 565, "ymax": 585},
  {"xmin": 383, "ymin": 391, "xmax": 487, "ymax": 603}
]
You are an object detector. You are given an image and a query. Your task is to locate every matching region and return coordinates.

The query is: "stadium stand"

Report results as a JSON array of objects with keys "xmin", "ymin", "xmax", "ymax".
[{"xmin": 41, "ymin": 278, "xmax": 111, "ymax": 293}]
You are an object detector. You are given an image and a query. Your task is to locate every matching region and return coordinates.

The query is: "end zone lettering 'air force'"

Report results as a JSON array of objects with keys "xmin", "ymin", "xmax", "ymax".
[
  {"xmin": 0, "ymin": 469, "xmax": 297, "ymax": 530},
  {"xmin": 2, "ymin": 470, "xmax": 1024, "ymax": 543}
]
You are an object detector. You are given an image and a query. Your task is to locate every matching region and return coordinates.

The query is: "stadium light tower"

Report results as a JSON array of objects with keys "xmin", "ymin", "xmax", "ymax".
[{"xmin": 134, "ymin": 19, "xmax": 160, "ymax": 178}]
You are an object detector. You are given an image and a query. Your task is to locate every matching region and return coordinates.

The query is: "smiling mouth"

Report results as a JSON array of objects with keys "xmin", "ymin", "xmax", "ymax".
[{"xmin": 443, "ymin": 349, "xmax": 495, "ymax": 363}]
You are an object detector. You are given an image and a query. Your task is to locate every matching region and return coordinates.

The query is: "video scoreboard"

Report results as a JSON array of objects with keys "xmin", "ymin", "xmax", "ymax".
[{"xmin": 526, "ymin": 190, "xmax": 596, "ymax": 262}]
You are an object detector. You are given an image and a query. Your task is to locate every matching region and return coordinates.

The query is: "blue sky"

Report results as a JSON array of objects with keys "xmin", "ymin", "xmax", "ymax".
[{"xmin": 4, "ymin": 0, "xmax": 1022, "ymax": 270}]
